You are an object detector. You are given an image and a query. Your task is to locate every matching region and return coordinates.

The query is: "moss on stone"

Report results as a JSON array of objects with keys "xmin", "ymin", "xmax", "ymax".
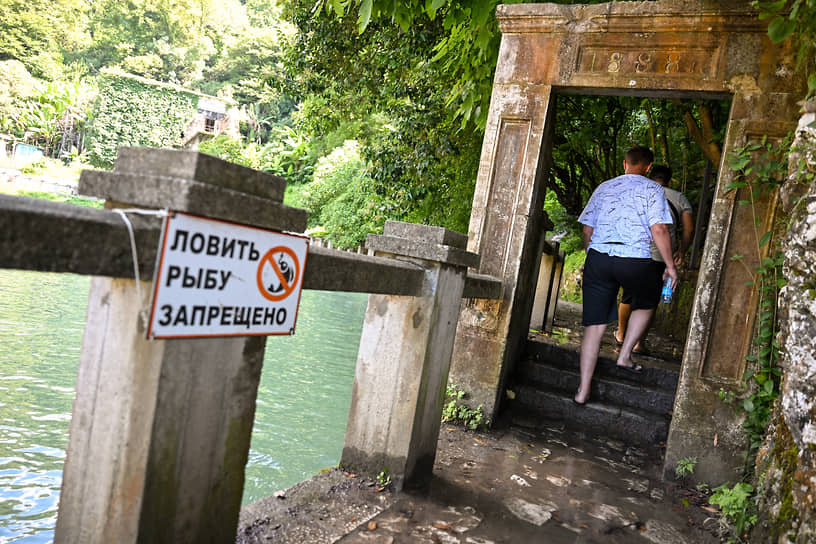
[{"xmin": 769, "ymin": 424, "xmax": 799, "ymax": 539}]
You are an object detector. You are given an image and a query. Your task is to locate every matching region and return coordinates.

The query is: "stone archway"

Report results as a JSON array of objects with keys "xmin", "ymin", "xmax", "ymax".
[{"xmin": 449, "ymin": 0, "xmax": 804, "ymax": 485}]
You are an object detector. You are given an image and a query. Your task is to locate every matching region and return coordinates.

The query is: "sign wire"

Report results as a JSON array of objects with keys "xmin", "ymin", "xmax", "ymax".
[{"xmin": 113, "ymin": 208, "xmax": 169, "ymax": 330}]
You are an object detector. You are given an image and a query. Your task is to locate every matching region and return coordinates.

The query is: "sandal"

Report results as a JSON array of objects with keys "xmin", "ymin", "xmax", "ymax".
[
  {"xmin": 614, "ymin": 329, "xmax": 624, "ymax": 346},
  {"xmin": 616, "ymin": 362, "xmax": 643, "ymax": 373}
]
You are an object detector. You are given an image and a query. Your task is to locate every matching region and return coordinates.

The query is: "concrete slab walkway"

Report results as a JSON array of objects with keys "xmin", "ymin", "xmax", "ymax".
[{"xmin": 236, "ymin": 422, "xmax": 721, "ymax": 543}]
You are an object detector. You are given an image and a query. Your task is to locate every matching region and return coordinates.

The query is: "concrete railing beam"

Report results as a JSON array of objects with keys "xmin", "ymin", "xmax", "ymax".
[{"xmin": 0, "ymin": 194, "xmax": 501, "ymax": 299}]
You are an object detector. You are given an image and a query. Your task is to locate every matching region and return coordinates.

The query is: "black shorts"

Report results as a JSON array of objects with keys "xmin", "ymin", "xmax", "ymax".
[
  {"xmin": 582, "ymin": 249, "xmax": 664, "ymax": 326},
  {"xmin": 620, "ymin": 260, "xmax": 666, "ymax": 305}
]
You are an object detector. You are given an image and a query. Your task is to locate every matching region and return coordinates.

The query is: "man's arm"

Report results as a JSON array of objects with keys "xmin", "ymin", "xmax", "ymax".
[
  {"xmin": 583, "ymin": 224, "xmax": 594, "ymax": 250},
  {"xmin": 673, "ymin": 211, "xmax": 694, "ymax": 267},
  {"xmin": 651, "ymin": 223, "xmax": 679, "ymax": 288}
]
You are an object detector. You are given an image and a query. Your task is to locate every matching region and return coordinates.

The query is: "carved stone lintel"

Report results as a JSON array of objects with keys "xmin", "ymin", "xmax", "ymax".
[{"xmin": 497, "ymin": 2, "xmax": 765, "ymax": 35}]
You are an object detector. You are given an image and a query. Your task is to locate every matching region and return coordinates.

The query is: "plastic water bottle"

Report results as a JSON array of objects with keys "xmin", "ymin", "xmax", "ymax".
[{"xmin": 661, "ymin": 277, "xmax": 673, "ymax": 304}]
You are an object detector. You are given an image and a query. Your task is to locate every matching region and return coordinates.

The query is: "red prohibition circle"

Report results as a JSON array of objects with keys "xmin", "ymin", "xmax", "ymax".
[{"xmin": 256, "ymin": 246, "xmax": 301, "ymax": 302}]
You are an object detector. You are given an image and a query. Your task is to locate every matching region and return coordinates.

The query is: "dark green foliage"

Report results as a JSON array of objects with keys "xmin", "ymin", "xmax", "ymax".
[
  {"xmin": 85, "ymin": 73, "xmax": 197, "ymax": 168},
  {"xmin": 549, "ymin": 94, "xmax": 643, "ymax": 215},
  {"xmin": 756, "ymin": 1, "xmax": 816, "ymax": 64},
  {"xmin": 319, "ymin": 176, "xmax": 387, "ymax": 249},
  {"xmin": 281, "ymin": 1, "xmax": 484, "ymax": 235},
  {"xmin": 287, "ymin": 142, "xmax": 388, "ymax": 248},
  {"xmin": 200, "ymin": 28, "xmax": 296, "ymax": 144},
  {"xmin": 318, "ymin": 0, "xmax": 618, "ymax": 129}
]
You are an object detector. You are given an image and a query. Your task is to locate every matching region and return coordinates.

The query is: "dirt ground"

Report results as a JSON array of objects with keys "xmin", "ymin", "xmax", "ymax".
[{"xmin": 237, "ymin": 422, "xmax": 726, "ymax": 543}]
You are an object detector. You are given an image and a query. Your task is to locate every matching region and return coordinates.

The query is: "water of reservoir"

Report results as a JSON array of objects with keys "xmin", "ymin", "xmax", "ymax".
[{"xmin": 0, "ymin": 269, "xmax": 367, "ymax": 543}]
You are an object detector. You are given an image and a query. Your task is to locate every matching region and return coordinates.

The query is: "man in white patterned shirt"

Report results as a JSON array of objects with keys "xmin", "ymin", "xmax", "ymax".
[{"xmin": 573, "ymin": 146, "xmax": 678, "ymax": 405}]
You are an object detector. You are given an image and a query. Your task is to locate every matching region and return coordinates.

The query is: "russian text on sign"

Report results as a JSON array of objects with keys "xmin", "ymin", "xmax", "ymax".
[{"xmin": 148, "ymin": 212, "xmax": 308, "ymax": 338}]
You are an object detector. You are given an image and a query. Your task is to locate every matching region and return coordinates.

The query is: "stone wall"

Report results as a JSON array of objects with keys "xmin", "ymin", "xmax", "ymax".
[{"xmin": 753, "ymin": 108, "xmax": 816, "ymax": 543}]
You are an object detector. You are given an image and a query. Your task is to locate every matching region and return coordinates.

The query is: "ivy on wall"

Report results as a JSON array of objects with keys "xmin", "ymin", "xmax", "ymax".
[{"xmin": 85, "ymin": 73, "xmax": 198, "ymax": 168}]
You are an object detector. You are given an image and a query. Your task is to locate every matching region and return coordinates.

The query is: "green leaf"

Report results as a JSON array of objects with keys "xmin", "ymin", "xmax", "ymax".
[
  {"xmin": 728, "ymin": 156, "xmax": 751, "ymax": 170},
  {"xmin": 756, "ymin": 0, "xmax": 787, "ymax": 17},
  {"xmin": 767, "ymin": 16, "xmax": 796, "ymax": 43},
  {"xmin": 743, "ymin": 398, "xmax": 755, "ymax": 412},
  {"xmin": 357, "ymin": 0, "xmax": 372, "ymax": 32},
  {"xmin": 763, "ymin": 380, "xmax": 775, "ymax": 395}
]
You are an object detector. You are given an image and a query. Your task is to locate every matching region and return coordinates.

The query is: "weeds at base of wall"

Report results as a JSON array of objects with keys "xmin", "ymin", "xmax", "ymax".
[
  {"xmin": 674, "ymin": 456, "xmax": 698, "ymax": 480},
  {"xmin": 693, "ymin": 135, "xmax": 791, "ymax": 543},
  {"xmin": 707, "ymin": 482, "xmax": 757, "ymax": 543},
  {"xmin": 442, "ymin": 385, "xmax": 489, "ymax": 431},
  {"xmin": 373, "ymin": 468, "xmax": 392, "ymax": 491}
]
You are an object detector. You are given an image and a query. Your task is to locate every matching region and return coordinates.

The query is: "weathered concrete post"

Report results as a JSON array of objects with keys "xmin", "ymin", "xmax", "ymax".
[
  {"xmin": 55, "ymin": 147, "xmax": 307, "ymax": 543},
  {"xmin": 529, "ymin": 241, "xmax": 564, "ymax": 333},
  {"xmin": 341, "ymin": 221, "xmax": 479, "ymax": 490}
]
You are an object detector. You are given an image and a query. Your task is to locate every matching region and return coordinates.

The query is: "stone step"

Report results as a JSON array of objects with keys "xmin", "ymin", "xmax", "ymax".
[
  {"xmin": 510, "ymin": 386, "xmax": 670, "ymax": 448},
  {"xmin": 505, "ymin": 339, "xmax": 680, "ymax": 448},
  {"xmin": 522, "ymin": 339, "xmax": 681, "ymax": 392},
  {"xmin": 513, "ymin": 358, "xmax": 676, "ymax": 416}
]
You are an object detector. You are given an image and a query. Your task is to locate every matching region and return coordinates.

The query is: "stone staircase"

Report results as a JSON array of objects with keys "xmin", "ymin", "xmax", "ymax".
[{"xmin": 506, "ymin": 337, "xmax": 681, "ymax": 448}]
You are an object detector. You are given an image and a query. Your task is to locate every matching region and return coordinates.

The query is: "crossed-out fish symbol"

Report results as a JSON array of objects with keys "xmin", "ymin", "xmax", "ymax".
[{"xmin": 267, "ymin": 254, "xmax": 295, "ymax": 294}]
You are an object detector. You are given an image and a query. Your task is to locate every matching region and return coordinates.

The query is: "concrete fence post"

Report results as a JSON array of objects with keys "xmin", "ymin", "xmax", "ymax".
[
  {"xmin": 529, "ymin": 240, "xmax": 564, "ymax": 334},
  {"xmin": 340, "ymin": 221, "xmax": 479, "ymax": 490},
  {"xmin": 544, "ymin": 248, "xmax": 565, "ymax": 333},
  {"xmin": 55, "ymin": 147, "xmax": 307, "ymax": 544}
]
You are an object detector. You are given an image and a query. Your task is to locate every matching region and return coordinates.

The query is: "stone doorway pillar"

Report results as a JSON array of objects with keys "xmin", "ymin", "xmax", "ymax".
[
  {"xmin": 663, "ymin": 91, "xmax": 797, "ymax": 484},
  {"xmin": 448, "ymin": 82, "xmax": 554, "ymax": 418}
]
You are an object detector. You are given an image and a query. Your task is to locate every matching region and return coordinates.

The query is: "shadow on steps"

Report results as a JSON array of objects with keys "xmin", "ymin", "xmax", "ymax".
[{"xmin": 505, "ymin": 300, "xmax": 685, "ymax": 449}]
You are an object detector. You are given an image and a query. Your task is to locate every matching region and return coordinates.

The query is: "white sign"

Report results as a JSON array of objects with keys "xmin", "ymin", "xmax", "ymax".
[{"xmin": 147, "ymin": 212, "xmax": 309, "ymax": 339}]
